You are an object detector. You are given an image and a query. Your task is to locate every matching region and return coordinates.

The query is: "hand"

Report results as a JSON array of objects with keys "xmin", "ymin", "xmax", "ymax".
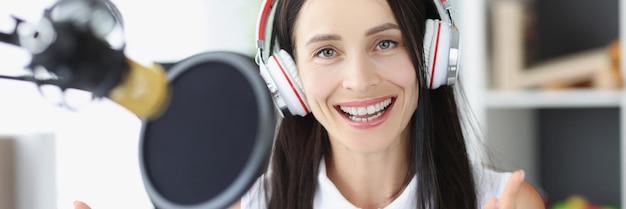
[
  {"xmin": 73, "ymin": 201, "xmax": 92, "ymax": 209},
  {"xmin": 484, "ymin": 170, "xmax": 525, "ymax": 209}
]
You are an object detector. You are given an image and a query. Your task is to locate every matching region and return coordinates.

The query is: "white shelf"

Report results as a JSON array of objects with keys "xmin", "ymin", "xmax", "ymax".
[{"xmin": 486, "ymin": 89, "xmax": 624, "ymax": 109}]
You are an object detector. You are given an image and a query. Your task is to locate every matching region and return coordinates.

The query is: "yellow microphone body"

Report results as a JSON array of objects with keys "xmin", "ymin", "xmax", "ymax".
[{"xmin": 108, "ymin": 59, "xmax": 171, "ymax": 120}]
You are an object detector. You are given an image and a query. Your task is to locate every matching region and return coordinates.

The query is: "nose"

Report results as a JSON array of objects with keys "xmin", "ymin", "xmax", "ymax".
[{"xmin": 341, "ymin": 53, "xmax": 381, "ymax": 92}]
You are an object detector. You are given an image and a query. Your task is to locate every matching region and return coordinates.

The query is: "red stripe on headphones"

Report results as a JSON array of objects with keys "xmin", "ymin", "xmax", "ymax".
[
  {"xmin": 258, "ymin": 0, "xmax": 274, "ymax": 41},
  {"xmin": 271, "ymin": 56, "xmax": 310, "ymax": 113},
  {"xmin": 429, "ymin": 21, "xmax": 442, "ymax": 89}
]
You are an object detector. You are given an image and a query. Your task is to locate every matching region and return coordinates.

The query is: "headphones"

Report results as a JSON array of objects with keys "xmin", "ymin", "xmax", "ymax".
[{"xmin": 255, "ymin": 0, "xmax": 460, "ymax": 117}]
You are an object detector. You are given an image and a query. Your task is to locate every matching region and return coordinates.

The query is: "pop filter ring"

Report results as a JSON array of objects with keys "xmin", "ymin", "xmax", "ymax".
[{"xmin": 138, "ymin": 51, "xmax": 276, "ymax": 209}]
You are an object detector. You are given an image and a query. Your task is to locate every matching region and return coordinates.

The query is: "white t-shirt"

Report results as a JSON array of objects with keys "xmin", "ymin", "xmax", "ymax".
[{"xmin": 241, "ymin": 160, "xmax": 511, "ymax": 209}]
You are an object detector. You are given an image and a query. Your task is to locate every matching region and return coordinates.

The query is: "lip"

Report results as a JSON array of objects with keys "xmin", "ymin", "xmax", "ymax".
[
  {"xmin": 334, "ymin": 96, "xmax": 396, "ymax": 129},
  {"xmin": 335, "ymin": 96, "xmax": 393, "ymax": 107}
]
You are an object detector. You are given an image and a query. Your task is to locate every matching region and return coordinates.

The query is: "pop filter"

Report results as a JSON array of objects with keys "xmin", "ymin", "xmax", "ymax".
[{"xmin": 139, "ymin": 51, "xmax": 275, "ymax": 209}]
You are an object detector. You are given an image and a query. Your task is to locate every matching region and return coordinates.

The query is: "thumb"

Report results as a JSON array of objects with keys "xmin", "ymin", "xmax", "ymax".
[{"xmin": 73, "ymin": 201, "xmax": 91, "ymax": 209}]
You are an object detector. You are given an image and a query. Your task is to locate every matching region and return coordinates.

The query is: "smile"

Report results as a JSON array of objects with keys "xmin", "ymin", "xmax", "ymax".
[
  {"xmin": 338, "ymin": 98, "xmax": 393, "ymax": 121},
  {"xmin": 335, "ymin": 97, "xmax": 396, "ymax": 128}
]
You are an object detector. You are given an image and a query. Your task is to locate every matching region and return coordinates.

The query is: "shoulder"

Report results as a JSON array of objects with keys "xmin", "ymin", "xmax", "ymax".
[
  {"xmin": 472, "ymin": 165, "xmax": 512, "ymax": 205},
  {"xmin": 240, "ymin": 173, "xmax": 271, "ymax": 209}
]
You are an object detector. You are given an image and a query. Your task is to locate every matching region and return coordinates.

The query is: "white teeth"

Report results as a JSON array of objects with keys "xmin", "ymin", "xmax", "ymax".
[
  {"xmin": 339, "ymin": 98, "xmax": 393, "ymax": 117},
  {"xmin": 349, "ymin": 111, "xmax": 384, "ymax": 122},
  {"xmin": 367, "ymin": 106, "xmax": 376, "ymax": 114},
  {"xmin": 358, "ymin": 107, "xmax": 367, "ymax": 115}
]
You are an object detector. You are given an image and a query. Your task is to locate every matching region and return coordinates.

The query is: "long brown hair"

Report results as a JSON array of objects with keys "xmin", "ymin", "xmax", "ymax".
[{"xmin": 265, "ymin": 0, "xmax": 478, "ymax": 208}]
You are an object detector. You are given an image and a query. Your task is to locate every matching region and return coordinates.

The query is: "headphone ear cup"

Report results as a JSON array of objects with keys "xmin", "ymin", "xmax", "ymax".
[
  {"xmin": 266, "ymin": 49, "xmax": 310, "ymax": 116},
  {"xmin": 423, "ymin": 19, "xmax": 451, "ymax": 89}
]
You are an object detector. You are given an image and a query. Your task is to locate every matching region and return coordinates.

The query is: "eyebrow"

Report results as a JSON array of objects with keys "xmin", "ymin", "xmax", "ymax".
[
  {"xmin": 305, "ymin": 23, "xmax": 400, "ymax": 46},
  {"xmin": 365, "ymin": 23, "xmax": 400, "ymax": 36},
  {"xmin": 306, "ymin": 34, "xmax": 341, "ymax": 46}
]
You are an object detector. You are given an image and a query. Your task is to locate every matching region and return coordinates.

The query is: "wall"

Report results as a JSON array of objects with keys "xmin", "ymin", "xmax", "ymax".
[
  {"xmin": 0, "ymin": 138, "xmax": 15, "ymax": 209},
  {"xmin": 539, "ymin": 108, "xmax": 620, "ymax": 204}
]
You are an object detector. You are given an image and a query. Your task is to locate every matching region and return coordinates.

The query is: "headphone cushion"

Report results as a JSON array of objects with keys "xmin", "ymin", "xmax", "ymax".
[
  {"xmin": 423, "ymin": 19, "xmax": 451, "ymax": 89},
  {"xmin": 423, "ymin": 19, "xmax": 437, "ymax": 71},
  {"xmin": 276, "ymin": 50, "xmax": 304, "ymax": 92},
  {"xmin": 267, "ymin": 49, "xmax": 309, "ymax": 116}
]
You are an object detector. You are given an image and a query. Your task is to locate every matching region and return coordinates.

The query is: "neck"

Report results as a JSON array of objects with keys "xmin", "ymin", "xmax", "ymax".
[{"xmin": 325, "ymin": 136, "xmax": 411, "ymax": 209}]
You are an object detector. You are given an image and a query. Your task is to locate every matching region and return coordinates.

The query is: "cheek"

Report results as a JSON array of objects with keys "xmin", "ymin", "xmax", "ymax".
[
  {"xmin": 299, "ymin": 66, "xmax": 339, "ymax": 105},
  {"xmin": 381, "ymin": 54, "xmax": 417, "ymax": 89}
]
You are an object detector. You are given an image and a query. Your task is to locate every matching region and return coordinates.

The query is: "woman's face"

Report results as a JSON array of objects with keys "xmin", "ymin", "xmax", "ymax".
[{"xmin": 293, "ymin": 0, "xmax": 419, "ymax": 153}]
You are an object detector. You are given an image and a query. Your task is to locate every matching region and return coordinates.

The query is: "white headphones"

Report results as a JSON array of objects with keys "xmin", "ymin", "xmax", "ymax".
[{"xmin": 255, "ymin": 0, "xmax": 460, "ymax": 117}]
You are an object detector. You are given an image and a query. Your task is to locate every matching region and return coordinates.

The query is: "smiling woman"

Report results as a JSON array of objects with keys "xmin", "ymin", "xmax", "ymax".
[{"xmin": 239, "ymin": 0, "xmax": 545, "ymax": 208}]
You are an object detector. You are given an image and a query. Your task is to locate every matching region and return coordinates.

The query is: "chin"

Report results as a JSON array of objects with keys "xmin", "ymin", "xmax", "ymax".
[{"xmin": 339, "ymin": 134, "xmax": 401, "ymax": 154}]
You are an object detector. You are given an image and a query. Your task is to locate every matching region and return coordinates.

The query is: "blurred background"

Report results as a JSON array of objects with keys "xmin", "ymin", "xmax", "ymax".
[
  {"xmin": 0, "ymin": 0, "xmax": 622, "ymax": 208},
  {"xmin": 484, "ymin": 0, "xmax": 622, "ymax": 208}
]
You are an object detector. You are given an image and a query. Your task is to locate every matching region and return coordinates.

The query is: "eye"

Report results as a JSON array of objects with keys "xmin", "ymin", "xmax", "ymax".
[
  {"xmin": 315, "ymin": 48, "xmax": 337, "ymax": 58},
  {"xmin": 376, "ymin": 40, "xmax": 398, "ymax": 50}
]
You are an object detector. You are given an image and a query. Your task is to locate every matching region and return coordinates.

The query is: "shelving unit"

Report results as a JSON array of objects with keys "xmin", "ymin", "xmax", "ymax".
[
  {"xmin": 459, "ymin": 0, "xmax": 623, "ymax": 207},
  {"xmin": 486, "ymin": 90, "xmax": 623, "ymax": 108}
]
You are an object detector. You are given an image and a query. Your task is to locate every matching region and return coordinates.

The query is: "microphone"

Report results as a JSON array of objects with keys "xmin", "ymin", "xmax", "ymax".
[
  {"xmin": 1, "ymin": 1, "xmax": 277, "ymax": 208},
  {"xmin": 107, "ymin": 59, "xmax": 170, "ymax": 120},
  {"xmin": 0, "ymin": 0, "xmax": 170, "ymax": 120}
]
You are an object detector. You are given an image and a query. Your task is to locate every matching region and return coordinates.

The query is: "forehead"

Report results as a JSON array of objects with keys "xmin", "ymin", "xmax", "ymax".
[{"xmin": 294, "ymin": 0, "xmax": 397, "ymax": 40}]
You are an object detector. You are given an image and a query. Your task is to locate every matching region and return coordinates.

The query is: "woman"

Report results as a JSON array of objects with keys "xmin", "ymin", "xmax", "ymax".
[
  {"xmin": 240, "ymin": 0, "xmax": 544, "ymax": 208},
  {"xmin": 75, "ymin": 0, "xmax": 544, "ymax": 208}
]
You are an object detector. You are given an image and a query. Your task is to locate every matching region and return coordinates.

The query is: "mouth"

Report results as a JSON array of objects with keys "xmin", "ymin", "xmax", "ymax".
[{"xmin": 335, "ymin": 97, "xmax": 396, "ymax": 122}]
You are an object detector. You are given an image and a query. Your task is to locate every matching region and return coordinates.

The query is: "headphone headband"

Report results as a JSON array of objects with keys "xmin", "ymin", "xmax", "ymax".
[
  {"xmin": 255, "ymin": 0, "xmax": 277, "ymax": 65},
  {"xmin": 255, "ymin": 0, "xmax": 273, "ymax": 48}
]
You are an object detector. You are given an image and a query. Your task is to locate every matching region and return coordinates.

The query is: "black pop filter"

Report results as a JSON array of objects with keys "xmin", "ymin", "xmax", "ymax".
[{"xmin": 139, "ymin": 51, "xmax": 275, "ymax": 209}]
